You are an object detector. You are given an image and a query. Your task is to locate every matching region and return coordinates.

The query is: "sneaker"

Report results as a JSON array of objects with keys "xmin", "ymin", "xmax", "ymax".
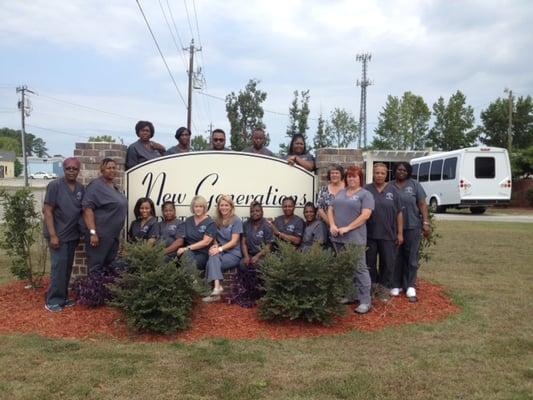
[
  {"xmin": 202, "ymin": 295, "xmax": 221, "ymax": 303},
  {"xmin": 406, "ymin": 287, "xmax": 416, "ymax": 298},
  {"xmin": 211, "ymin": 287, "xmax": 224, "ymax": 296},
  {"xmin": 390, "ymin": 288, "xmax": 402, "ymax": 297},
  {"xmin": 354, "ymin": 303, "xmax": 371, "ymax": 314},
  {"xmin": 64, "ymin": 299, "xmax": 76, "ymax": 308},
  {"xmin": 339, "ymin": 297, "xmax": 353, "ymax": 305},
  {"xmin": 44, "ymin": 304, "xmax": 63, "ymax": 313}
]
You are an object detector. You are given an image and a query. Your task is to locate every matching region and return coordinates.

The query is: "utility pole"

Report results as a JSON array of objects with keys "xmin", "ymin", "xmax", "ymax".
[
  {"xmin": 505, "ymin": 88, "xmax": 513, "ymax": 152},
  {"xmin": 16, "ymin": 85, "xmax": 34, "ymax": 187},
  {"xmin": 184, "ymin": 39, "xmax": 202, "ymax": 132},
  {"xmin": 356, "ymin": 53, "xmax": 373, "ymax": 149}
]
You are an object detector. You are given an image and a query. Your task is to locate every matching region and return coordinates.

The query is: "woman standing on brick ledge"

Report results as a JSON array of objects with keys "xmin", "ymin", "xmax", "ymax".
[
  {"xmin": 82, "ymin": 158, "xmax": 128, "ymax": 273},
  {"xmin": 126, "ymin": 120, "xmax": 166, "ymax": 169}
]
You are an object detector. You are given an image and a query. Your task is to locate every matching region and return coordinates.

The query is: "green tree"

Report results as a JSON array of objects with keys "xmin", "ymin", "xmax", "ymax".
[
  {"xmin": 428, "ymin": 91, "xmax": 478, "ymax": 150},
  {"xmin": 478, "ymin": 95, "xmax": 533, "ymax": 150},
  {"xmin": 326, "ymin": 108, "xmax": 358, "ymax": 148},
  {"xmin": 372, "ymin": 92, "xmax": 431, "ymax": 150},
  {"xmin": 313, "ymin": 113, "xmax": 332, "ymax": 149},
  {"xmin": 88, "ymin": 135, "xmax": 115, "ymax": 143},
  {"xmin": 14, "ymin": 159, "xmax": 22, "ymax": 177},
  {"xmin": 225, "ymin": 79, "xmax": 267, "ymax": 151},
  {"xmin": 0, "ymin": 127, "xmax": 49, "ymax": 156},
  {"xmin": 191, "ymin": 135, "xmax": 209, "ymax": 151},
  {"xmin": 280, "ymin": 90, "xmax": 311, "ymax": 155},
  {"xmin": 511, "ymin": 146, "xmax": 533, "ymax": 178},
  {"xmin": 0, "ymin": 136, "xmax": 21, "ymax": 155}
]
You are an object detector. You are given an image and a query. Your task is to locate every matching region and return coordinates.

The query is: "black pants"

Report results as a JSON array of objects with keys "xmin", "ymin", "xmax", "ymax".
[
  {"xmin": 393, "ymin": 229, "xmax": 421, "ymax": 290},
  {"xmin": 366, "ymin": 238, "xmax": 396, "ymax": 289},
  {"xmin": 85, "ymin": 235, "xmax": 119, "ymax": 274}
]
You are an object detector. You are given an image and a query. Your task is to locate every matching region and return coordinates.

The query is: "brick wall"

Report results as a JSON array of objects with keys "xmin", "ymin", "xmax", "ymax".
[
  {"xmin": 315, "ymin": 148, "xmax": 364, "ymax": 187},
  {"xmin": 71, "ymin": 142, "xmax": 127, "ymax": 277}
]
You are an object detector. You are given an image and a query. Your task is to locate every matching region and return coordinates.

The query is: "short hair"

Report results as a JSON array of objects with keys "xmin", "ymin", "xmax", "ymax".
[
  {"xmin": 288, "ymin": 133, "xmax": 307, "ymax": 155},
  {"xmin": 282, "ymin": 196, "xmax": 296, "ymax": 206},
  {"xmin": 175, "ymin": 127, "xmax": 190, "ymax": 140},
  {"xmin": 100, "ymin": 158, "xmax": 116, "ymax": 172},
  {"xmin": 250, "ymin": 200, "xmax": 263, "ymax": 211},
  {"xmin": 215, "ymin": 195, "xmax": 236, "ymax": 227},
  {"xmin": 395, "ymin": 161, "xmax": 413, "ymax": 177},
  {"xmin": 190, "ymin": 195, "xmax": 208, "ymax": 214},
  {"xmin": 373, "ymin": 162, "xmax": 388, "ymax": 170},
  {"xmin": 161, "ymin": 201, "xmax": 176, "ymax": 211},
  {"xmin": 135, "ymin": 120, "xmax": 155, "ymax": 138},
  {"xmin": 327, "ymin": 164, "xmax": 345, "ymax": 181},
  {"xmin": 344, "ymin": 165, "xmax": 364, "ymax": 186},
  {"xmin": 252, "ymin": 127, "xmax": 265, "ymax": 135},
  {"xmin": 212, "ymin": 129, "xmax": 225, "ymax": 137},
  {"xmin": 303, "ymin": 201, "xmax": 317, "ymax": 213},
  {"xmin": 133, "ymin": 197, "xmax": 156, "ymax": 220}
]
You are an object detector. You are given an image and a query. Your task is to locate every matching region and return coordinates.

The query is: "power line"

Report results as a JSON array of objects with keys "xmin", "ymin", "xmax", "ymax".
[
  {"xmin": 182, "ymin": 0, "xmax": 196, "ymax": 41},
  {"xmin": 158, "ymin": 0, "xmax": 189, "ymax": 74},
  {"xmin": 136, "ymin": 0, "xmax": 188, "ymax": 108},
  {"xmin": 27, "ymin": 124, "xmax": 91, "ymax": 139}
]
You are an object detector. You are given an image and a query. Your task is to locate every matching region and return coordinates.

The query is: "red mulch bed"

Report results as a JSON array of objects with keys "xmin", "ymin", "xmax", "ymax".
[{"xmin": 0, "ymin": 279, "xmax": 459, "ymax": 343}]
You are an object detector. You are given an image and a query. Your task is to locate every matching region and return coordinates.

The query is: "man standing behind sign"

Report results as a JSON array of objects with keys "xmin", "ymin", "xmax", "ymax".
[
  {"xmin": 243, "ymin": 128, "xmax": 275, "ymax": 157},
  {"xmin": 210, "ymin": 129, "xmax": 230, "ymax": 151},
  {"xmin": 165, "ymin": 127, "xmax": 192, "ymax": 155},
  {"xmin": 43, "ymin": 158, "xmax": 85, "ymax": 312}
]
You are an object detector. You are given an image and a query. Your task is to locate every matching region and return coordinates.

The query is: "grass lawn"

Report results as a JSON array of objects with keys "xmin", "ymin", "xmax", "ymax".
[{"xmin": 0, "ymin": 221, "xmax": 532, "ymax": 400}]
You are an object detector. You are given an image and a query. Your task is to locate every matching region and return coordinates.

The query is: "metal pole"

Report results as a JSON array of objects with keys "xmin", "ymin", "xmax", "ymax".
[
  {"xmin": 187, "ymin": 39, "xmax": 194, "ymax": 132},
  {"xmin": 17, "ymin": 86, "xmax": 29, "ymax": 187}
]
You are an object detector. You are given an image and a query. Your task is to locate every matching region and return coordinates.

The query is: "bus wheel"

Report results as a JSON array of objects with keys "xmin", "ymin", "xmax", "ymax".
[
  {"xmin": 470, "ymin": 207, "xmax": 487, "ymax": 214},
  {"xmin": 429, "ymin": 198, "xmax": 441, "ymax": 213}
]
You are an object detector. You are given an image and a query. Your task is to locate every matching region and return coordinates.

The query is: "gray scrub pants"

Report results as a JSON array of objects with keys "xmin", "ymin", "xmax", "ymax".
[
  {"xmin": 393, "ymin": 228, "xmax": 421, "ymax": 290},
  {"xmin": 46, "ymin": 239, "xmax": 78, "ymax": 306},
  {"xmin": 366, "ymin": 238, "xmax": 397, "ymax": 289},
  {"xmin": 333, "ymin": 242, "xmax": 372, "ymax": 305},
  {"xmin": 85, "ymin": 235, "xmax": 119, "ymax": 273},
  {"xmin": 206, "ymin": 253, "xmax": 241, "ymax": 282}
]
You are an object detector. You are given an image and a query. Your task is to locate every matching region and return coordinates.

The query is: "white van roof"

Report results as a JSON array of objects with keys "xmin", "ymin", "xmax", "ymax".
[{"xmin": 410, "ymin": 147, "xmax": 508, "ymax": 164}]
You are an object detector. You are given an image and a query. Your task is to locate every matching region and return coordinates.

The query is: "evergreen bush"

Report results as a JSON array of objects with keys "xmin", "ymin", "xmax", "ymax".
[
  {"xmin": 258, "ymin": 241, "xmax": 362, "ymax": 326},
  {"xmin": 110, "ymin": 241, "xmax": 202, "ymax": 334}
]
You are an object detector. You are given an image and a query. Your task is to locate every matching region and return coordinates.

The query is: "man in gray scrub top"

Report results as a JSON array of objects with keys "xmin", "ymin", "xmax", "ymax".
[
  {"xmin": 82, "ymin": 159, "xmax": 128, "ymax": 273},
  {"xmin": 165, "ymin": 126, "xmax": 192, "ymax": 155},
  {"xmin": 210, "ymin": 129, "xmax": 230, "ymax": 151},
  {"xmin": 243, "ymin": 128, "xmax": 275, "ymax": 156},
  {"xmin": 43, "ymin": 157, "xmax": 85, "ymax": 313}
]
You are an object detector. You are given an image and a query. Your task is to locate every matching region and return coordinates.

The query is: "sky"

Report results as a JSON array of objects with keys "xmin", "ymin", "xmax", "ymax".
[{"xmin": 0, "ymin": 0, "xmax": 532, "ymax": 157}]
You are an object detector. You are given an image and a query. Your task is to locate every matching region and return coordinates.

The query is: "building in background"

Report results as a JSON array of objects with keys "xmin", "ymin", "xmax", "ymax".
[
  {"xmin": 0, "ymin": 151, "xmax": 16, "ymax": 178},
  {"xmin": 18, "ymin": 156, "xmax": 65, "ymax": 178}
]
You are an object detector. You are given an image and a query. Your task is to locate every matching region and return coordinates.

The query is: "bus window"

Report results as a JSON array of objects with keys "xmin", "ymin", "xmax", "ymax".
[
  {"xmin": 443, "ymin": 157, "xmax": 457, "ymax": 180},
  {"xmin": 411, "ymin": 164, "xmax": 419, "ymax": 180},
  {"xmin": 430, "ymin": 159, "xmax": 443, "ymax": 181},
  {"xmin": 475, "ymin": 157, "xmax": 495, "ymax": 178},
  {"xmin": 418, "ymin": 162, "xmax": 430, "ymax": 182}
]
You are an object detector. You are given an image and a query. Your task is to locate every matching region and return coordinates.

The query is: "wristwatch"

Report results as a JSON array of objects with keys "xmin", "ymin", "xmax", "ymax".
[{"xmin": 89, "ymin": 229, "xmax": 97, "ymax": 235}]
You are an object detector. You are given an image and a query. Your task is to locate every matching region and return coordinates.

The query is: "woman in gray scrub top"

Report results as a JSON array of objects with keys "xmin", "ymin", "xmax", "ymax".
[
  {"xmin": 392, "ymin": 162, "xmax": 431, "ymax": 302},
  {"xmin": 301, "ymin": 202, "xmax": 328, "ymax": 251},
  {"xmin": 176, "ymin": 195, "xmax": 216, "ymax": 271},
  {"xmin": 158, "ymin": 201, "xmax": 185, "ymax": 260},
  {"xmin": 82, "ymin": 158, "xmax": 128, "ymax": 273},
  {"xmin": 328, "ymin": 165, "xmax": 375, "ymax": 314},
  {"xmin": 203, "ymin": 195, "xmax": 243, "ymax": 302},
  {"xmin": 126, "ymin": 120, "xmax": 166, "ymax": 169},
  {"xmin": 128, "ymin": 197, "xmax": 159, "ymax": 244},
  {"xmin": 285, "ymin": 133, "xmax": 315, "ymax": 171},
  {"xmin": 269, "ymin": 197, "xmax": 305, "ymax": 247}
]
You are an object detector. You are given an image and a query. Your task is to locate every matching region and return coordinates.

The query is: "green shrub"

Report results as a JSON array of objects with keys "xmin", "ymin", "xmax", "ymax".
[
  {"xmin": 419, "ymin": 211, "xmax": 440, "ymax": 265},
  {"xmin": 110, "ymin": 242, "xmax": 202, "ymax": 334},
  {"xmin": 526, "ymin": 188, "xmax": 533, "ymax": 207},
  {"xmin": 258, "ymin": 241, "xmax": 362, "ymax": 326},
  {"xmin": 0, "ymin": 188, "xmax": 47, "ymax": 287}
]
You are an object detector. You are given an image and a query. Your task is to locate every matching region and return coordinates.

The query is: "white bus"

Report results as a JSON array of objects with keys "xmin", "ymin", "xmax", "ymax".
[{"xmin": 410, "ymin": 147, "xmax": 512, "ymax": 214}]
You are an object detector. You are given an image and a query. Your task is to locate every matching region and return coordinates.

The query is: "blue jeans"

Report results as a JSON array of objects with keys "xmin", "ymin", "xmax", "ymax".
[
  {"xmin": 206, "ymin": 253, "xmax": 241, "ymax": 282},
  {"xmin": 46, "ymin": 239, "xmax": 78, "ymax": 306}
]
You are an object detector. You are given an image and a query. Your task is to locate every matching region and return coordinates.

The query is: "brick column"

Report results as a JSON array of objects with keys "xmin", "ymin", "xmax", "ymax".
[
  {"xmin": 71, "ymin": 142, "xmax": 127, "ymax": 277},
  {"xmin": 315, "ymin": 148, "xmax": 364, "ymax": 187}
]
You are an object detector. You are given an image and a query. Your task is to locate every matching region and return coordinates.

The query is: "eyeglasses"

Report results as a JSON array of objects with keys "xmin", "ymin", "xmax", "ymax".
[
  {"xmin": 213, "ymin": 138, "xmax": 225, "ymax": 142},
  {"xmin": 65, "ymin": 167, "xmax": 79, "ymax": 171}
]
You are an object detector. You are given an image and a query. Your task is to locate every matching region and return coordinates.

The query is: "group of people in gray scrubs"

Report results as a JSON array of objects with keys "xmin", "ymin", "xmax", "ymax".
[{"xmin": 44, "ymin": 157, "xmax": 127, "ymax": 312}]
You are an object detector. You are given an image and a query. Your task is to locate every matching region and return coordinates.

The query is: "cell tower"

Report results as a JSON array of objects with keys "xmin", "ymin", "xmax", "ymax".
[{"xmin": 356, "ymin": 53, "xmax": 373, "ymax": 148}]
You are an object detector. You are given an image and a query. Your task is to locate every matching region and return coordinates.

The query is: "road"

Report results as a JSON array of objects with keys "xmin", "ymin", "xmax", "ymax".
[{"xmin": 433, "ymin": 213, "xmax": 533, "ymax": 223}]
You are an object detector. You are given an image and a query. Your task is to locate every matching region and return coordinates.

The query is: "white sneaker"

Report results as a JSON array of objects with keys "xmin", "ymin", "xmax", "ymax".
[
  {"xmin": 211, "ymin": 287, "xmax": 224, "ymax": 296},
  {"xmin": 390, "ymin": 288, "xmax": 401, "ymax": 297},
  {"xmin": 355, "ymin": 303, "xmax": 372, "ymax": 314},
  {"xmin": 406, "ymin": 287, "xmax": 416, "ymax": 298}
]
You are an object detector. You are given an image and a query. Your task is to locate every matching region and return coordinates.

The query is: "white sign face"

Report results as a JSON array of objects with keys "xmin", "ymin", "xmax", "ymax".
[{"xmin": 126, "ymin": 151, "xmax": 315, "ymax": 224}]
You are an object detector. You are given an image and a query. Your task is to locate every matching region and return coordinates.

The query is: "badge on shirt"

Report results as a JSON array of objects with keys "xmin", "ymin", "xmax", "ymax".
[
  {"xmin": 256, "ymin": 230, "xmax": 264, "ymax": 238},
  {"xmin": 386, "ymin": 192, "xmax": 394, "ymax": 201},
  {"xmin": 405, "ymin": 187, "xmax": 413, "ymax": 194},
  {"xmin": 76, "ymin": 191, "xmax": 83, "ymax": 201},
  {"xmin": 198, "ymin": 225, "xmax": 206, "ymax": 233},
  {"xmin": 168, "ymin": 225, "xmax": 177, "ymax": 233},
  {"xmin": 286, "ymin": 224, "xmax": 295, "ymax": 233},
  {"xmin": 350, "ymin": 195, "xmax": 360, "ymax": 201}
]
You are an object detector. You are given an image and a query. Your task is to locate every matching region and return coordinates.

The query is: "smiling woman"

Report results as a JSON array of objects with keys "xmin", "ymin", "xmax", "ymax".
[{"xmin": 125, "ymin": 121, "xmax": 166, "ymax": 170}]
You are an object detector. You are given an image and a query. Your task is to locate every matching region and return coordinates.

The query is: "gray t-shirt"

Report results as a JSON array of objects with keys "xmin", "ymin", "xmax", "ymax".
[
  {"xmin": 285, "ymin": 152, "xmax": 315, "ymax": 164},
  {"xmin": 330, "ymin": 188, "xmax": 375, "ymax": 246},
  {"xmin": 243, "ymin": 218, "xmax": 274, "ymax": 256},
  {"xmin": 364, "ymin": 183, "xmax": 402, "ymax": 241},
  {"xmin": 43, "ymin": 178, "xmax": 85, "ymax": 242},
  {"xmin": 242, "ymin": 146, "xmax": 275, "ymax": 157},
  {"xmin": 128, "ymin": 216, "xmax": 159, "ymax": 242},
  {"xmin": 215, "ymin": 217, "xmax": 243, "ymax": 257},
  {"xmin": 126, "ymin": 140, "xmax": 162, "ymax": 169},
  {"xmin": 273, "ymin": 215, "xmax": 304, "ymax": 238},
  {"xmin": 165, "ymin": 145, "xmax": 191, "ymax": 155},
  {"xmin": 301, "ymin": 219, "xmax": 328, "ymax": 251},
  {"xmin": 184, "ymin": 215, "xmax": 216, "ymax": 256},
  {"xmin": 82, "ymin": 177, "xmax": 128, "ymax": 239},
  {"xmin": 393, "ymin": 179, "xmax": 426, "ymax": 230},
  {"xmin": 158, "ymin": 219, "xmax": 185, "ymax": 247}
]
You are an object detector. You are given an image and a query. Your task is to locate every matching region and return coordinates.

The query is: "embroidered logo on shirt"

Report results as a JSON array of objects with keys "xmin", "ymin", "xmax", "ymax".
[
  {"xmin": 386, "ymin": 192, "xmax": 394, "ymax": 201},
  {"xmin": 256, "ymin": 230, "xmax": 264, "ymax": 238},
  {"xmin": 350, "ymin": 195, "xmax": 360, "ymax": 201},
  {"xmin": 405, "ymin": 187, "xmax": 413, "ymax": 194},
  {"xmin": 168, "ymin": 225, "xmax": 177, "ymax": 233},
  {"xmin": 287, "ymin": 224, "xmax": 295, "ymax": 233},
  {"xmin": 76, "ymin": 192, "xmax": 82, "ymax": 201},
  {"xmin": 198, "ymin": 225, "xmax": 206, "ymax": 233}
]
